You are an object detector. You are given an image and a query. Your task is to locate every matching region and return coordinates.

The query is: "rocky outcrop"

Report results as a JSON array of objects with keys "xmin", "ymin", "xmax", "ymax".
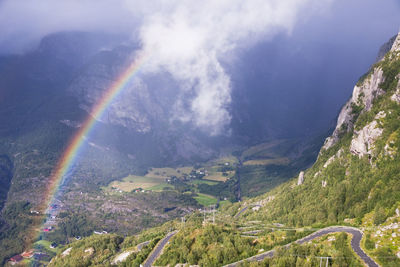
[
  {"xmin": 297, "ymin": 171, "xmax": 304, "ymax": 185},
  {"xmin": 349, "ymin": 111, "xmax": 386, "ymax": 158},
  {"xmin": 322, "ymin": 66, "xmax": 385, "ymax": 150},
  {"xmin": 391, "ymin": 33, "xmax": 400, "ymax": 52},
  {"xmin": 323, "ymin": 33, "xmax": 400, "ymax": 151},
  {"xmin": 323, "ymin": 155, "xmax": 336, "ymax": 168},
  {"xmin": 69, "ymin": 53, "xmax": 160, "ymax": 133},
  {"xmin": 384, "ymin": 141, "xmax": 396, "ymax": 158},
  {"xmin": 390, "ymin": 78, "xmax": 400, "ymax": 104}
]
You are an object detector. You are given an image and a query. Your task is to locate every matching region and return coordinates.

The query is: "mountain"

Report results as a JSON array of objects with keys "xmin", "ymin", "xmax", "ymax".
[
  {"xmin": 45, "ymin": 34, "xmax": 400, "ymax": 267},
  {"xmin": 0, "ymin": 31, "xmax": 326, "ymax": 264}
]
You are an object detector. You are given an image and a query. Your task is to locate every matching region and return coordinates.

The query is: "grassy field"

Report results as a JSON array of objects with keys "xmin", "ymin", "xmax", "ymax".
[
  {"xmin": 105, "ymin": 166, "xmax": 194, "ymax": 193},
  {"xmin": 243, "ymin": 157, "xmax": 290, "ymax": 166},
  {"xmin": 190, "ymin": 179, "xmax": 218, "ymax": 186},
  {"xmin": 148, "ymin": 183, "xmax": 174, "ymax": 191},
  {"xmin": 34, "ymin": 239, "xmax": 62, "ymax": 253},
  {"xmin": 193, "ymin": 193, "xmax": 218, "ymax": 206},
  {"xmin": 108, "ymin": 175, "xmax": 168, "ymax": 192},
  {"xmin": 205, "ymin": 172, "xmax": 233, "ymax": 182}
]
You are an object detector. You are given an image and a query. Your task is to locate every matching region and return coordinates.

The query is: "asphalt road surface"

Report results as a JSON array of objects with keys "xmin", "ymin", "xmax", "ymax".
[
  {"xmin": 224, "ymin": 226, "xmax": 379, "ymax": 267},
  {"xmin": 234, "ymin": 206, "xmax": 248, "ymax": 219},
  {"xmin": 142, "ymin": 230, "xmax": 178, "ymax": 267}
]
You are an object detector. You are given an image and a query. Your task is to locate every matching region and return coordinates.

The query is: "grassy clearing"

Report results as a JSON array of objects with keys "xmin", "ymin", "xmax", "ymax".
[
  {"xmin": 243, "ymin": 157, "xmax": 290, "ymax": 166},
  {"xmin": 148, "ymin": 183, "xmax": 174, "ymax": 191},
  {"xmin": 190, "ymin": 179, "xmax": 218, "ymax": 186},
  {"xmin": 108, "ymin": 175, "xmax": 168, "ymax": 192},
  {"xmin": 34, "ymin": 239, "xmax": 61, "ymax": 253},
  {"xmin": 105, "ymin": 166, "xmax": 194, "ymax": 193},
  {"xmin": 205, "ymin": 172, "xmax": 232, "ymax": 182},
  {"xmin": 204, "ymin": 165, "xmax": 235, "ymax": 182},
  {"xmin": 194, "ymin": 193, "xmax": 218, "ymax": 206}
]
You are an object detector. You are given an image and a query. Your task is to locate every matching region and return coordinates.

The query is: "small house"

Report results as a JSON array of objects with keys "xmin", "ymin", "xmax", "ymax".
[
  {"xmin": 21, "ymin": 250, "xmax": 34, "ymax": 258},
  {"xmin": 9, "ymin": 255, "xmax": 23, "ymax": 264}
]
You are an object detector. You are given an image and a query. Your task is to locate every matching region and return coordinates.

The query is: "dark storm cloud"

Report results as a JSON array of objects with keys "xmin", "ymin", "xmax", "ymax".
[{"xmin": 0, "ymin": 0, "xmax": 399, "ymax": 135}]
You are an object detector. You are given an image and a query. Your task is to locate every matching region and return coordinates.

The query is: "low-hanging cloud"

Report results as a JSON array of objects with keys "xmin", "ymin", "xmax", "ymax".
[
  {"xmin": 135, "ymin": 0, "xmax": 332, "ymax": 134},
  {"xmin": 0, "ymin": 0, "xmax": 333, "ymax": 135}
]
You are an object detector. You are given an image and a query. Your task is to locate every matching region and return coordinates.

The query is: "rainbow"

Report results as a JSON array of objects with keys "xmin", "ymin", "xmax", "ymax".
[{"xmin": 40, "ymin": 51, "xmax": 147, "ymax": 221}]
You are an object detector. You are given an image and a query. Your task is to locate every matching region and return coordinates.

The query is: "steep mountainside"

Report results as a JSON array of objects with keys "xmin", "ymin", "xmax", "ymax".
[
  {"xmin": 239, "ymin": 33, "xmax": 400, "ymax": 265},
  {"xmin": 258, "ymin": 33, "xmax": 400, "ymax": 224}
]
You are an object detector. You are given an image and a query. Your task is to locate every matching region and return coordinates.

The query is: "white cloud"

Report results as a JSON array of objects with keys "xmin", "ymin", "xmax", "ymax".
[{"xmin": 135, "ymin": 0, "xmax": 332, "ymax": 134}]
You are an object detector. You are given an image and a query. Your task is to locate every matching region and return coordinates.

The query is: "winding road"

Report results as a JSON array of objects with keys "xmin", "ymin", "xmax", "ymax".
[
  {"xmin": 142, "ymin": 230, "xmax": 178, "ymax": 267},
  {"xmin": 234, "ymin": 206, "xmax": 248, "ymax": 219},
  {"xmin": 224, "ymin": 226, "xmax": 379, "ymax": 267}
]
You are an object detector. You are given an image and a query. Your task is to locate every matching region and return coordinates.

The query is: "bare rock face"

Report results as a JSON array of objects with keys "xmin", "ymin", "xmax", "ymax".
[
  {"xmin": 69, "ymin": 59, "xmax": 159, "ymax": 133},
  {"xmin": 391, "ymin": 33, "xmax": 400, "ymax": 52},
  {"xmin": 323, "ymin": 155, "xmax": 336, "ymax": 168},
  {"xmin": 350, "ymin": 111, "xmax": 386, "ymax": 158},
  {"xmin": 384, "ymin": 141, "xmax": 396, "ymax": 158},
  {"xmin": 390, "ymin": 78, "xmax": 400, "ymax": 104},
  {"xmin": 297, "ymin": 171, "xmax": 305, "ymax": 185},
  {"xmin": 352, "ymin": 68, "xmax": 385, "ymax": 111},
  {"xmin": 322, "ymin": 67, "xmax": 385, "ymax": 150}
]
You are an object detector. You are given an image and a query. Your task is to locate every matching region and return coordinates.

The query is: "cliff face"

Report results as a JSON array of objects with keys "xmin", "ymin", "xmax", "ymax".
[
  {"xmin": 66, "ymin": 43, "xmax": 228, "ymax": 163},
  {"xmin": 322, "ymin": 33, "xmax": 400, "ymax": 154},
  {"xmin": 68, "ymin": 46, "xmax": 162, "ymax": 133},
  {"xmin": 254, "ymin": 33, "xmax": 400, "ymax": 232}
]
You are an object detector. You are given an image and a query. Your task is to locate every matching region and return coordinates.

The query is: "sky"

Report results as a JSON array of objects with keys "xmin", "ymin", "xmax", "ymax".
[{"xmin": 0, "ymin": 0, "xmax": 399, "ymax": 136}]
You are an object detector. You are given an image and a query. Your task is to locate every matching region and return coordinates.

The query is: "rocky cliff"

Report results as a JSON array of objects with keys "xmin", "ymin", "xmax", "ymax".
[
  {"xmin": 243, "ymin": 33, "xmax": 400, "ymax": 265},
  {"xmin": 322, "ymin": 33, "xmax": 400, "ymax": 155},
  {"xmin": 253, "ymin": 32, "xmax": 400, "ymax": 229}
]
